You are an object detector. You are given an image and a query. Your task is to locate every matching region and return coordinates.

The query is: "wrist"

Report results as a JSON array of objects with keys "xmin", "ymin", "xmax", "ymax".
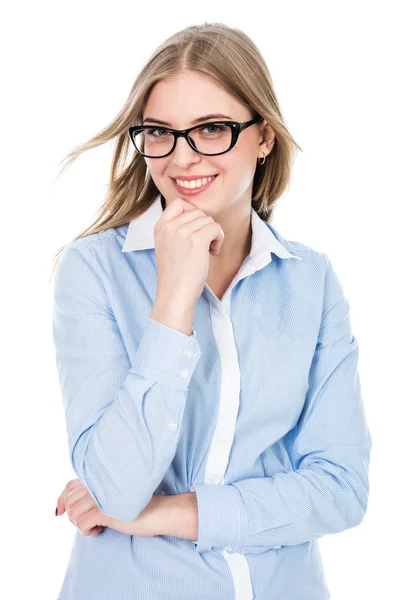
[
  {"xmin": 156, "ymin": 492, "xmax": 198, "ymax": 541},
  {"xmin": 150, "ymin": 301, "xmax": 195, "ymax": 337}
]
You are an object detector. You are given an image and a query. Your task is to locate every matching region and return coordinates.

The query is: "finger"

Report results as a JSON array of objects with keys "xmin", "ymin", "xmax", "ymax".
[
  {"xmin": 191, "ymin": 221, "xmax": 225, "ymax": 254},
  {"xmin": 176, "ymin": 215, "xmax": 216, "ymax": 240},
  {"xmin": 210, "ymin": 224, "xmax": 225, "ymax": 254},
  {"xmin": 154, "ymin": 197, "xmax": 197, "ymax": 232},
  {"xmin": 68, "ymin": 493, "xmax": 99, "ymax": 527},
  {"xmin": 56, "ymin": 478, "xmax": 83, "ymax": 516},
  {"xmin": 75, "ymin": 507, "xmax": 106, "ymax": 536},
  {"xmin": 63, "ymin": 485, "xmax": 90, "ymax": 522},
  {"xmin": 84, "ymin": 525, "xmax": 104, "ymax": 537},
  {"xmin": 209, "ymin": 234, "xmax": 224, "ymax": 255},
  {"xmin": 170, "ymin": 207, "xmax": 210, "ymax": 229},
  {"xmin": 167, "ymin": 206, "xmax": 224, "ymax": 255}
]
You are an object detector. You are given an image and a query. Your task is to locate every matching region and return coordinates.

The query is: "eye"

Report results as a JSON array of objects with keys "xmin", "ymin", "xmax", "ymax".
[
  {"xmin": 147, "ymin": 128, "xmax": 170, "ymax": 137},
  {"xmin": 201, "ymin": 124, "xmax": 224, "ymax": 134}
]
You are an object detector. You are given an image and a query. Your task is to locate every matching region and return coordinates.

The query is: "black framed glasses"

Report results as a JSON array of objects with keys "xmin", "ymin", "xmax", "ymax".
[{"xmin": 128, "ymin": 115, "xmax": 263, "ymax": 158}]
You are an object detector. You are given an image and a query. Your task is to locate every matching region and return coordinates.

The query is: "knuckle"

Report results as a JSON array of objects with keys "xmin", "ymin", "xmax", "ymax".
[
  {"xmin": 67, "ymin": 508, "xmax": 77, "ymax": 524},
  {"xmin": 68, "ymin": 515, "xmax": 77, "ymax": 526},
  {"xmin": 164, "ymin": 221, "xmax": 174, "ymax": 233},
  {"xmin": 177, "ymin": 227, "xmax": 188, "ymax": 239},
  {"xmin": 66, "ymin": 478, "xmax": 79, "ymax": 490},
  {"xmin": 190, "ymin": 236, "xmax": 201, "ymax": 248},
  {"xmin": 64, "ymin": 490, "xmax": 74, "ymax": 507}
]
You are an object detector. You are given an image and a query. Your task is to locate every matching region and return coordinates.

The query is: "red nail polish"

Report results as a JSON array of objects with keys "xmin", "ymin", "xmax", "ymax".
[{"xmin": 55, "ymin": 507, "xmax": 58, "ymax": 516}]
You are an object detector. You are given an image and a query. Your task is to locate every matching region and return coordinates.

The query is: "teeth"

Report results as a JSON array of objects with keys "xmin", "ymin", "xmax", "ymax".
[{"xmin": 176, "ymin": 176, "xmax": 215, "ymax": 189}]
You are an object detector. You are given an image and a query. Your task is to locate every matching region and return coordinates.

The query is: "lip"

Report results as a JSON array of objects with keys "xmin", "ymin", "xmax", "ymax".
[
  {"xmin": 171, "ymin": 174, "xmax": 218, "ymax": 196},
  {"xmin": 171, "ymin": 174, "xmax": 218, "ymax": 181}
]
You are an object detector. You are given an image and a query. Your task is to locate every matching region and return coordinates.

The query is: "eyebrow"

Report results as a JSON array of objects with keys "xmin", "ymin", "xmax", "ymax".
[{"xmin": 142, "ymin": 113, "xmax": 233, "ymax": 127}]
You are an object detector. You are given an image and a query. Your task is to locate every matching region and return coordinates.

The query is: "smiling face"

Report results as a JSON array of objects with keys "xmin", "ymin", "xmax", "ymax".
[{"xmin": 142, "ymin": 70, "xmax": 275, "ymax": 219}]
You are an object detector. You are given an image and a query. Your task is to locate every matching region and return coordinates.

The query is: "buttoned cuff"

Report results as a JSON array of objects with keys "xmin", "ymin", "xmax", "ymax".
[
  {"xmin": 131, "ymin": 315, "xmax": 201, "ymax": 391},
  {"xmin": 191, "ymin": 483, "xmax": 247, "ymax": 554}
]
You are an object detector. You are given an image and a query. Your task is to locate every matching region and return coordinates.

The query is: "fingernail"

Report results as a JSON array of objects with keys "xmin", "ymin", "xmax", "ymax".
[{"xmin": 55, "ymin": 507, "xmax": 58, "ymax": 516}]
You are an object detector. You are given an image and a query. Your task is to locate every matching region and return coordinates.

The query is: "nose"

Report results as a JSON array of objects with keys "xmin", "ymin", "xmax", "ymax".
[{"xmin": 172, "ymin": 135, "xmax": 201, "ymax": 166}]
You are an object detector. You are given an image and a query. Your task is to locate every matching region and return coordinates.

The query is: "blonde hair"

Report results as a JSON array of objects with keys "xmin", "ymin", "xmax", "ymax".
[{"xmin": 50, "ymin": 22, "xmax": 302, "ymax": 281}]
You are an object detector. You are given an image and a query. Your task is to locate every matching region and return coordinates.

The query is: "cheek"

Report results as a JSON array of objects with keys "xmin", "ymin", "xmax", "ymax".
[
  {"xmin": 145, "ymin": 162, "xmax": 166, "ymax": 184},
  {"xmin": 224, "ymin": 154, "xmax": 254, "ymax": 183}
]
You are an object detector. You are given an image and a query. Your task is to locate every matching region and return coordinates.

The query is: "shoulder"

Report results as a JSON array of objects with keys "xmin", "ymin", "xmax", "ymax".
[
  {"xmin": 265, "ymin": 223, "xmax": 349, "ymax": 333},
  {"xmin": 52, "ymin": 225, "xmax": 130, "ymax": 314},
  {"xmin": 267, "ymin": 223, "xmax": 348, "ymax": 322},
  {"xmin": 266, "ymin": 221, "xmax": 329, "ymax": 271},
  {"xmin": 57, "ymin": 224, "xmax": 128, "ymax": 264},
  {"xmin": 264, "ymin": 222, "xmax": 338, "ymax": 317},
  {"xmin": 53, "ymin": 225, "xmax": 129, "ymax": 297}
]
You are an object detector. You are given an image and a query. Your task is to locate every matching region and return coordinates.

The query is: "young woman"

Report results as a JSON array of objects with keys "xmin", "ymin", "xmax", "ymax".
[{"xmin": 51, "ymin": 22, "xmax": 372, "ymax": 600}]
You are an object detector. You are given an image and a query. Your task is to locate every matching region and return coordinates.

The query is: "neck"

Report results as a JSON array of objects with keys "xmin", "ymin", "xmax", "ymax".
[{"xmin": 209, "ymin": 209, "xmax": 252, "ymax": 269}]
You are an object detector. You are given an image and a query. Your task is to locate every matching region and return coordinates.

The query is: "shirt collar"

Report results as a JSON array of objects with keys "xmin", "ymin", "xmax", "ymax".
[{"xmin": 122, "ymin": 194, "xmax": 302, "ymax": 271}]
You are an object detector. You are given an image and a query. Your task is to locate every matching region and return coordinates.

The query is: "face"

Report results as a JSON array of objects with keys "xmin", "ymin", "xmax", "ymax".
[{"xmin": 142, "ymin": 70, "xmax": 275, "ymax": 220}]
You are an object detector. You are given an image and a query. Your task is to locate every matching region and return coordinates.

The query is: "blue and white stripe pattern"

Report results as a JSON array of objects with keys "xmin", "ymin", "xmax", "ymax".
[{"xmin": 52, "ymin": 193, "xmax": 372, "ymax": 599}]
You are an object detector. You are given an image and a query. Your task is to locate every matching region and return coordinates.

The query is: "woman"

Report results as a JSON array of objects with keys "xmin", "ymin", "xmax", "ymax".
[{"xmin": 51, "ymin": 22, "xmax": 372, "ymax": 600}]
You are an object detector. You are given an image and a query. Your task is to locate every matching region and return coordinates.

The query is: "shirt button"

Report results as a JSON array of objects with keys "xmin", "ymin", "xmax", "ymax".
[
  {"xmin": 180, "ymin": 368, "xmax": 189, "ymax": 378},
  {"xmin": 223, "ymin": 545, "xmax": 233, "ymax": 553},
  {"xmin": 218, "ymin": 435, "xmax": 226, "ymax": 444},
  {"xmin": 189, "ymin": 485, "xmax": 195, "ymax": 492},
  {"xmin": 167, "ymin": 422, "xmax": 178, "ymax": 432},
  {"xmin": 183, "ymin": 349, "xmax": 193, "ymax": 358}
]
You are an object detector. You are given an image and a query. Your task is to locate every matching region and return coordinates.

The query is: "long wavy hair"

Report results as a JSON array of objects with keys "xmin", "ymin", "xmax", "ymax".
[{"xmin": 49, "ymin": 22, "xmax": 302, "ymax": 281}]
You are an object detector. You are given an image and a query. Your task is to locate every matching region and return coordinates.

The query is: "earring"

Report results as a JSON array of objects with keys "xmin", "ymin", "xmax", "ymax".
[{"xmin": 258, "ymin": 153, "xmax": 266, "ymax": 165}]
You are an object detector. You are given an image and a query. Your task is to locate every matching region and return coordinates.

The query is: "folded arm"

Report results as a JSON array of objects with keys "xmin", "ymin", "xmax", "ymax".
[
  {"xmin": 190, "ymin": 253, "xmax": 372, "ymax": 554},
  {"xmin": 52, "ymin": 242, "xmax": 201, "ymax": 522}
]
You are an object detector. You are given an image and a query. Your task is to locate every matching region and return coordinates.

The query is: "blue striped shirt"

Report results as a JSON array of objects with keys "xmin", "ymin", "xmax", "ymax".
[{"xmin": 52, "ymin": 193, "xmax": 372, "ymax": 600}]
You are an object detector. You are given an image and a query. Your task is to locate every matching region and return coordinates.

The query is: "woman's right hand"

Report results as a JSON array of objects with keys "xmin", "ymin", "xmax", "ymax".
[{"xmin": 153, "ymin": 197, "xmax": 225, "ymax": 307}]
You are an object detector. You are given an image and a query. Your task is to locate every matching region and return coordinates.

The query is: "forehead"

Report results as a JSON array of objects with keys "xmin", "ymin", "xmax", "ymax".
[{"xmin": 143, "ymin": 71, "xmax": 247, "ymax": 127}]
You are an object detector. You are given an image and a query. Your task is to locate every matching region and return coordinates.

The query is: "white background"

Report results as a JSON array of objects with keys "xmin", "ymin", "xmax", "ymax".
[{"xmin": 1, "ymin": 1, "xmax": 398, "ymax": 598}]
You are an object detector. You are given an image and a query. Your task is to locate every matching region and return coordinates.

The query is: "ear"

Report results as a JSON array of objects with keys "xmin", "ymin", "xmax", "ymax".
[{"xmin": 258, "ymin": 121, "xmax": 276, "ymax": 158}]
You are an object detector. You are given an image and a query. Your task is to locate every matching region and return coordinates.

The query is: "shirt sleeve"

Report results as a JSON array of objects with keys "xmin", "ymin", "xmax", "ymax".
[
  {"xmin": 191, "ymin": 252, "xmax": 372, "ymax": 554},
  {"xmin": 52, "ymin": 242, "xmax": 201, "ymax": 522}
]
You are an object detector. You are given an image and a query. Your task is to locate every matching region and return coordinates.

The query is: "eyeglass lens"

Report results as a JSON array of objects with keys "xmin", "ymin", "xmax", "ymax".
[{"xmin": 132, "ymin": 123, "xmax": 233, "ymax": 157}]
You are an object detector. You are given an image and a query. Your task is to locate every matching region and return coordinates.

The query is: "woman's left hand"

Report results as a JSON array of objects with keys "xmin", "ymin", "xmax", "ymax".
[{"xmin": 56, "ymin": 478, "xmax": 163, "ymax": 538}]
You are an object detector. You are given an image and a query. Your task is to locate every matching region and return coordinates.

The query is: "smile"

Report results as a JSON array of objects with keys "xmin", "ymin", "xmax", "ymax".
[{"xmin": 172, "ymin": 175, "xmax": 218, "ymax": 196}]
